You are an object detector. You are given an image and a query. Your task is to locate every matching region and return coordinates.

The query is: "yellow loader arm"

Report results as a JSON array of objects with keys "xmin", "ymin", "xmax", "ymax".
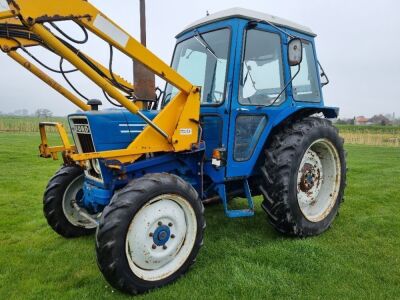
[
  {"xmin": 0, "ymin": 17, "xmax": 134, "ymax": 110},
  {"xmin": 0, "ymin": 0, "xmax": 201, "ymax": 165}
]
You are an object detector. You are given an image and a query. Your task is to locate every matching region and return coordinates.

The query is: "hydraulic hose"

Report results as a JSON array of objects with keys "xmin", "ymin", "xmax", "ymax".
[{"xmin": 0, "ymin": 23, "xmax": 134, "ymax": 107}]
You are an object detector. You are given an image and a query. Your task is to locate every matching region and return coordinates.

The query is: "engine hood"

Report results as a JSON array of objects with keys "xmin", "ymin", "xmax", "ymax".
[{"xmin": 68, "ymin": 109, "xmax": 158, "ymax": 152}]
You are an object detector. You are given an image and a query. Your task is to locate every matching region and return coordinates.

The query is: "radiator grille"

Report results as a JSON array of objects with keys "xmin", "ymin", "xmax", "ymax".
[
  {"xmin": 69, "ymin": 117, "xmax": 103, "ymax": 182},
  {"xmin": 71, "ymin": 118, "xmax": 95, "ymax": 153}
]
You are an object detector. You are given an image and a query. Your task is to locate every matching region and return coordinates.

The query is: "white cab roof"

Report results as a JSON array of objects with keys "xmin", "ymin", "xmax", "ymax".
[{"xmin": 179, "ymin": 7, "xmax": 316, "ymax": 37}]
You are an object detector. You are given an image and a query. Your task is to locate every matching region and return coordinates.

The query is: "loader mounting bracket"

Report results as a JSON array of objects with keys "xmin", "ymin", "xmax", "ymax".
[{"xmin": 39, "ymin": 122, "xmax": 76, "ymax": 163}]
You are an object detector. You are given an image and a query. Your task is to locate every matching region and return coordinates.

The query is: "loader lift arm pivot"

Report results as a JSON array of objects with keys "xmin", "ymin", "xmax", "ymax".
[{"xmin": 0, "ymin": 0, "xmax": 201, "ymax": 165}]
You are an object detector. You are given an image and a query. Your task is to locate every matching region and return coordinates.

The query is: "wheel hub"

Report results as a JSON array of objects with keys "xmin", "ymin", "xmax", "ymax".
[
  {"xmin": 296, "ymin": 139, "xmax": 341, "ymax": 222},
  {"xmin": 299, "ymin": 163, "xmax": 320, "ymax": 192},
  {"xmin": 298, "ymin": 149, "xmax": 323, "ymax": 205},
  {"xmin": 62, "ymin": 175, "xmax": 99, "ymax": 229},
  {"xmin": 152, "ymin": 224, "xmax": 171, "ymax": 246},
  {"xmin": 126, "ymin": 197, "xmax": 192, "ymax": 272}
]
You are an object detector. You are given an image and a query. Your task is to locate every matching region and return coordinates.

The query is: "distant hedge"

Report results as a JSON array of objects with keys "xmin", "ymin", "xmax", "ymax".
[{"xmin": 0, "ymin": 116, "xmax": 67, "ymax": 132}]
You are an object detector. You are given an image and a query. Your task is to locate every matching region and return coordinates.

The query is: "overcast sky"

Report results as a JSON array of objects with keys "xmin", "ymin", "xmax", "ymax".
[{"xmin": 0, "ymin": 0, "xmax": 399, "ymax": 118}]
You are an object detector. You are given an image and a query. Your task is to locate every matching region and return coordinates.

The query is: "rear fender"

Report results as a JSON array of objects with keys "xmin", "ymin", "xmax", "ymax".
[
  {"xmin": 271, "ymin": 106, "xmax": 339, "ymax": 128},
  {"xmin": 263, "ymin": 105, "xmax": 339, "ymax": 154}
]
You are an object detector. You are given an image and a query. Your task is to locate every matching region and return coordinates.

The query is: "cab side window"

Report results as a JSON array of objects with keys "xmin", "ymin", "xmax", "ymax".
[
  {"xmin": 239, "ymin": 29, "xmax": 285, "ymax": 106},
  {"xmin": 291, "ymin": 42, "xmax": 320, "ymax": 102}
]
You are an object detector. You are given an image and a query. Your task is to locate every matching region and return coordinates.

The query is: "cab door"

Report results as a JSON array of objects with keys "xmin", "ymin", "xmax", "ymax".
[{"xmin": 226, "ymin": 23, "xmax": 290, "ymax": 178}]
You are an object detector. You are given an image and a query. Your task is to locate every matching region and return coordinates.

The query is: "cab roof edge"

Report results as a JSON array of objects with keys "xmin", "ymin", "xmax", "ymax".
[{"xmin": 177, "ymin": 7, "xmax": 317, "ymax": 38}]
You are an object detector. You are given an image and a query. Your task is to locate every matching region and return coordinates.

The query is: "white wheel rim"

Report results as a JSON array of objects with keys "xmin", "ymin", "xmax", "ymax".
[
  {"xmin": 297, "ymin": 139, "xmax": 341, "ymax": 222},
  {"xmin": 125, "ymin": 194, "xmax": 197, "ymax": 281},
  {"xmin": 62, "ymin": 175, "xmax": 99, "ymax": 229}
]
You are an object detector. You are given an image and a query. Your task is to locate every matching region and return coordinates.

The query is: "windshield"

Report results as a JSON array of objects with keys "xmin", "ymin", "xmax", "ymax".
[{"xmin": 164, "ymin": 28, "xmax": 230, "ymax": 105}]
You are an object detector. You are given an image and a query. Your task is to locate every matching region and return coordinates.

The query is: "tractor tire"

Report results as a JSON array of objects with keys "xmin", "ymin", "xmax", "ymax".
[
  {"xmin": 259, "ymin": 117, "xmax": 346, "ymax": 237},
  {"xmin": 96, "ymin": 173, "xmax": 205, "ymax": 295},
  {"xmin": 43, "ymin": 166, "xmax": 98, "ymax": 238}
]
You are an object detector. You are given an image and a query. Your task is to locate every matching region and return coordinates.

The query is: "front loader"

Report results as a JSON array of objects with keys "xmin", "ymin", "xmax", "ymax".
[{"xmin": 0, "ymin": 1, "xmax": 346, "ymax": 294}]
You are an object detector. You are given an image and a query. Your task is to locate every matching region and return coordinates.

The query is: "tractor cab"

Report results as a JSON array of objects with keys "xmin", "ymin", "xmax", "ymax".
[{"xmin": 165, "ymin": 8, "xmax": 332, "ymax": 183}]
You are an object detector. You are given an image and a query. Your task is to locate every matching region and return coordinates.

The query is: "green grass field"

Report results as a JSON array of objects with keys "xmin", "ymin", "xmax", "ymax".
[{"xmin": 0, "ymin": 132, "xmax": 399, "ymax": 299}]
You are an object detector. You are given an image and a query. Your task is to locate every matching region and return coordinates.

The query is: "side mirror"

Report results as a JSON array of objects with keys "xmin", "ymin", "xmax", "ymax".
[{"xmin": 288, "ymin": 38, "xmax": 303, "ymax": 66}]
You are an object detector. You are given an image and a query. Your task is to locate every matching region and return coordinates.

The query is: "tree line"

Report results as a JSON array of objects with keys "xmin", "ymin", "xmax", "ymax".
[{"xmin": 0, "ymin": 109, "xmax": 53, "ymax": 118}]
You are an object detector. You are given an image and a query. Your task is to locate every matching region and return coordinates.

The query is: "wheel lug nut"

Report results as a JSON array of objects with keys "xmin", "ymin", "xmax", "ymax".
[
  {"xmin": 149, "ymin": 232, "xmax": 153, "ymax": 237},
  {"xmin": 163, "ymin": 245, "xmax": 167, "ymax": 250},
  {"xmin": 152, "ymin": 244, "xmax": 157, "ymax": 249},
  {"xmin": 171, "ymin": 234, "xmax": 175, "ymax": 239},
  {"xmin": 158, "ymin": 221, "xmax": 162, "ymax": 226},
  {"xmin": 168, "ymin": 222, "xmax": 173, "ymax": 227}
]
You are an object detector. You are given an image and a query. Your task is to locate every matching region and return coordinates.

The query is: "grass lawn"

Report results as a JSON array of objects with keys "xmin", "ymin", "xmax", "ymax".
[{"xmin": 0, "ymin": 132, "xmax": 399, "ymax": 299}]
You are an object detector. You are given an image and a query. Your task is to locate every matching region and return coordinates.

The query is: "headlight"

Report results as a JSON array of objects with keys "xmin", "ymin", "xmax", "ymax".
[{"xmin": 91, "ymin": 159, "xmax": 101, "ymax": 175}]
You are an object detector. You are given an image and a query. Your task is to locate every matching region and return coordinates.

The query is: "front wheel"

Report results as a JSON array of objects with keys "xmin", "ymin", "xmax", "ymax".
[
  {"xmin": 96, "ymin": 173, "xmax": 205, "ymax": 295},
  {"xmin": 43, "ymin": 166, "xmax": 99, "ymax": 238},
  {"xmin": 259, "ymin": 117, "xmax": 347, "ymax": 237}
]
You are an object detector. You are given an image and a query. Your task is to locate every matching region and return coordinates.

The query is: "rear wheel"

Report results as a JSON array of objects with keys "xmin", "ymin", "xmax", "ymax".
[
  {"xmin": 96, "ymin": 173, "xmax": 205, "ymax": 295},
  {"xmin": 43, "ymin": 166, "xmax": 99, "ymax": 238},
  {"xmin": 259, "ymin": 117, "xmax": 346, "ymax": 237}
]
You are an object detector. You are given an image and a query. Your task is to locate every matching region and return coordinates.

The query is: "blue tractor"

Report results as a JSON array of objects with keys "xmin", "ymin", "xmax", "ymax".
[{"xmin": 1, "ymin": 4, "xmax": 346, "ymax": 295}]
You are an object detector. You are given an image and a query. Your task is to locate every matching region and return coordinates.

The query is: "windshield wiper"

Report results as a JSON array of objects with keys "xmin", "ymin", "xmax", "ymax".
[{"xmin": 193, "ymin": 29, "xmax": 220, "ymax": 61}]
